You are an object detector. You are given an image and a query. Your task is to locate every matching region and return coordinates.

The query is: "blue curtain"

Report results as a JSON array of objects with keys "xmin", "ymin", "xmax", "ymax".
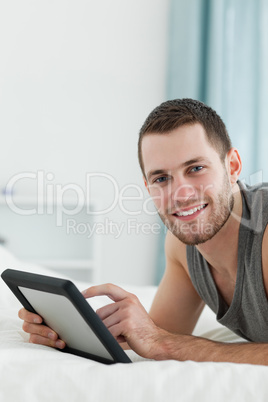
[
  {"xmin": 155, "ymin": 0, "xmax": 268, "ymax": 284},
  {"xmin": 167, "ymin": 0, "xmax": 268, "ymax": 182}
]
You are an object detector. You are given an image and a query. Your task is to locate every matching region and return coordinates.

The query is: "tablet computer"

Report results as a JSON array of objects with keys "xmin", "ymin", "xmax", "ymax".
[{"xmin": 1, "ymin": 269, "xmax": 132, "ymax": 365}]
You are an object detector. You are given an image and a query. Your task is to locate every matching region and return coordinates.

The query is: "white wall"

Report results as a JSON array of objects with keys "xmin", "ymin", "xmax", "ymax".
[{"xmin": 0, "ymin": 0, "xmax": 169, "ymax": 285}]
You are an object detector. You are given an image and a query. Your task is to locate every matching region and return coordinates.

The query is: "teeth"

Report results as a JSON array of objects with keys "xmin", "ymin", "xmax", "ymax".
[{"xmin": 176, "ymin": 204, "xmax": 206, "ymax": 217}]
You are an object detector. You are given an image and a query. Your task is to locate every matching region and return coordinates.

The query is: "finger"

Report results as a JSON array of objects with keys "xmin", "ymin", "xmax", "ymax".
[
  {"xmin": 82, "ymin": 283, "xmax": 131, "ymax": 302},
  {"xmin": 18, "ymin": 308, "xmax": 43, "ymax": 324},
  {"xmin": 96, "ymin": 302, "xmax": 119, "ymax": 321},
  {"xmin": 29, "ymin": 334, "xmax": 66, "ymax": 349},
  {"xmin": 22, "ymin": 321, "xmax": 58, "ymax": 341},
  {"xmin": 97, "ymin": 300, "xmax": 132, "ymax": 329},
  {"xmin": 107, "ymin": 322, "xmax": 125, "ymax": 340},
  {"xmin": 102, "ymin": 309, "xmax": 122, "ymax": 330},
  {"xmin": 101, "ymin": 319, "xmax": 126, "ymax": 344}
]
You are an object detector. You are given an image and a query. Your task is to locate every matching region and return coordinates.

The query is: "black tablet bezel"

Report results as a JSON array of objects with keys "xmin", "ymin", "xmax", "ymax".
[{"xmin": 1, "ymin": 268, "xmax": 131, "ymax": 364}]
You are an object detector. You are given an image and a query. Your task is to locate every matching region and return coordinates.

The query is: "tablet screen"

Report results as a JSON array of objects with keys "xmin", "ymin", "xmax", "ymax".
[
  {"xmin": 19, "ymin": 286, "xmax": 114, "ymax": 361},
  {"xmin": 1, "ymin": 269, "xmax": 131, "ymax": 364}
]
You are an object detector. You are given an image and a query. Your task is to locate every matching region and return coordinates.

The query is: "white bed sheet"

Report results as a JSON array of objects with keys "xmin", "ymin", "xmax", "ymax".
[{"xmin": 0, "ymin": 245, "xmax": 267, "ymax": 402}]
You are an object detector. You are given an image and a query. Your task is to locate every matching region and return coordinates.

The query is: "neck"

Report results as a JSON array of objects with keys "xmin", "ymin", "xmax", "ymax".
[{"xmin": 196, "ymin": 182, "xmax": 242, "ymax": 275}]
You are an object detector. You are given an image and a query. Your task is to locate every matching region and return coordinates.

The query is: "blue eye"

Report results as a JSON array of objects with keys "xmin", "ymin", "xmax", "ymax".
[
  {"xmin": 155, "ymin": 176, "xmax": 168, "ymax": 183},
  {"xmin": 191, "ymin": 166, "xmax": 203, "ymax": 173}
]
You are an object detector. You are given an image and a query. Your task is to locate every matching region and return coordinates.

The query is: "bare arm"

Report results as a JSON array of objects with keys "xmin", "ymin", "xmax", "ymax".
[
  {"xmin": 150, "ymin": 227, "xmax": 268, "ymax": 365},
  {"xmin": 152, "ymin": 333, "xmax": 268, "ymax": 364},
  {"xmin": 82, "ymin": 229, "xmax": 268, "ymax": 365},
  {"xmin": 18, "ymin": 228, "xmax": 268, "ymax": 365},
  {"xmin": 149, "ymin": 230, "xmax": 204, "ymax": 334},
  {"xmin": 82, "ymin": 283, "xmax": 268, "ymax": 365},
  {"xmin": 18, "ymin": 283, "xmax": 268, "ymax": 365}
]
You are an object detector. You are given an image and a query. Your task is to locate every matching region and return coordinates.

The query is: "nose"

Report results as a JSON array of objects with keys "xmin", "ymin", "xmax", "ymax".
[{"xmin": 170, "ymin": 177, "xmax": 196, "ymax": 204}]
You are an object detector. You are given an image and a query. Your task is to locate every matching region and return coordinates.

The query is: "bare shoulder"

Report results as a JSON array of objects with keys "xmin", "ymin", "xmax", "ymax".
[
  {"xmin": 165, "ymin": 230, "xmax": 190, "ymax": 277},
  {"xmin": 150, "ymin": 230, "xmax": 204, "ymax": 334}
]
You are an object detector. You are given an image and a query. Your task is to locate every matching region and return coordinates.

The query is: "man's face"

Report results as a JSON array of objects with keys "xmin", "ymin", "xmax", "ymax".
[{"xmin": 142, "ymin": 123, "xmax": 234, "ymax": 245}]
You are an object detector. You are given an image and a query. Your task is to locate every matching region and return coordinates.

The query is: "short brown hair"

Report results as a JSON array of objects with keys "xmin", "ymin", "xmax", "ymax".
[{"xmin": 138, "ymin": 98, "xmax": 232, "ymax": 177}]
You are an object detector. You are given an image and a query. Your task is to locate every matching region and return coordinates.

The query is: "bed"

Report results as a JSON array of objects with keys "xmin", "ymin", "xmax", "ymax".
[{"xmin": 0, "ymin": 245, "xmax": 267, "ymax": 402}]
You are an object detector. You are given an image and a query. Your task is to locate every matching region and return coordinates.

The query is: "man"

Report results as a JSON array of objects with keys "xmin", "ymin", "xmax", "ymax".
[{"xmin": 19, "ymin": 99, "xmax": 268, "ymax": 365}]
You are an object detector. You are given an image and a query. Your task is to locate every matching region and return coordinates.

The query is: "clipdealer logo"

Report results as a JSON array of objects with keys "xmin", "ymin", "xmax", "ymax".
[
  {"xmin": 66, "ymin": 217, "xmax": 162, "ymax": 239},
  {"xmin": 3, "ymin": 171, "xmax": 163, "ymax": 238},
  {"xmin": 4, "ymin": 170, "xmax": 263, "ymax": 238}
]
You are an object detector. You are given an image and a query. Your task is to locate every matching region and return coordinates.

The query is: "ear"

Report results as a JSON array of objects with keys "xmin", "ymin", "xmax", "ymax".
[
  {"xmin": 143, "ymin": 176, "xmax": 150, "ymax": 194},
  {"xmin": 226, "ymin": 148, "xmax": 242, "ymax": 185}
]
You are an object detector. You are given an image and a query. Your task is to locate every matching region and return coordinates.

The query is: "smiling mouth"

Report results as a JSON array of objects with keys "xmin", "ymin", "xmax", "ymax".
[{"xmin": 173, "ymin": 204, "xmax": 208, "ymax": 217}]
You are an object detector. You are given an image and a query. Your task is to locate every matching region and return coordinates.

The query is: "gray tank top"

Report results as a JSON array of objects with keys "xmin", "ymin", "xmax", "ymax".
[{"xmin": 187, "ymin": 181, "xmax": 268, "ymax": 342}]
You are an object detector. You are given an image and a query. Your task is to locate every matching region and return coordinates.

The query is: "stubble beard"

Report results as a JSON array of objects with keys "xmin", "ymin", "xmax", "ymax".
[{"xmin": 158, "ymin": 175, "xmax": 235, "ymax": 246}]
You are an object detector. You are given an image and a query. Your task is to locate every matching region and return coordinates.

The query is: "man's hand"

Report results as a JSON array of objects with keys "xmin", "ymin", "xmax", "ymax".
[
  {"xmin": 19, "ymin": 284, "xmax": 268, "ymax": 365},
  {"xmin": 18, "ymin": 308, "xmax": 66, "ymax": 349},
  {"xmin": 17, "ymin": 283, "xmax": 164, "ymax": 359},
  {"xmin": 82, "ymin": 284, "xmax": 268, "ymax": 365},
  {"xmin": 17, "ymin": 282, "xmax": 205, "ymax": 362},
  {"xmin": 82, "ymin": 283, "xmax": 166, "ymax": 359}
]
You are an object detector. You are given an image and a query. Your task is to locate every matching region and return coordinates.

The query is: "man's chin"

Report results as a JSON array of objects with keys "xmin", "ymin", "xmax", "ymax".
[
  {"xmin": 161, "ymin": 217, "xmax": 211, "ymax": 244},
  {"xmin": 171, "ymin": 232, "xmax": 214, "ymax": 246}
]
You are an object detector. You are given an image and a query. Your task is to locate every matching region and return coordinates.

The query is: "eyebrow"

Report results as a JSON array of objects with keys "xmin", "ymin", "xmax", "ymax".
[{"xmin": 146, "ymin": 157, "xmax": 211, "ymax": 182}]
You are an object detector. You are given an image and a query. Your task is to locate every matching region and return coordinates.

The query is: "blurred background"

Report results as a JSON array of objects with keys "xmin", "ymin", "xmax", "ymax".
[{"xmin": 0, "ymin": 0, "xmax": 267, "ymax": 286}]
